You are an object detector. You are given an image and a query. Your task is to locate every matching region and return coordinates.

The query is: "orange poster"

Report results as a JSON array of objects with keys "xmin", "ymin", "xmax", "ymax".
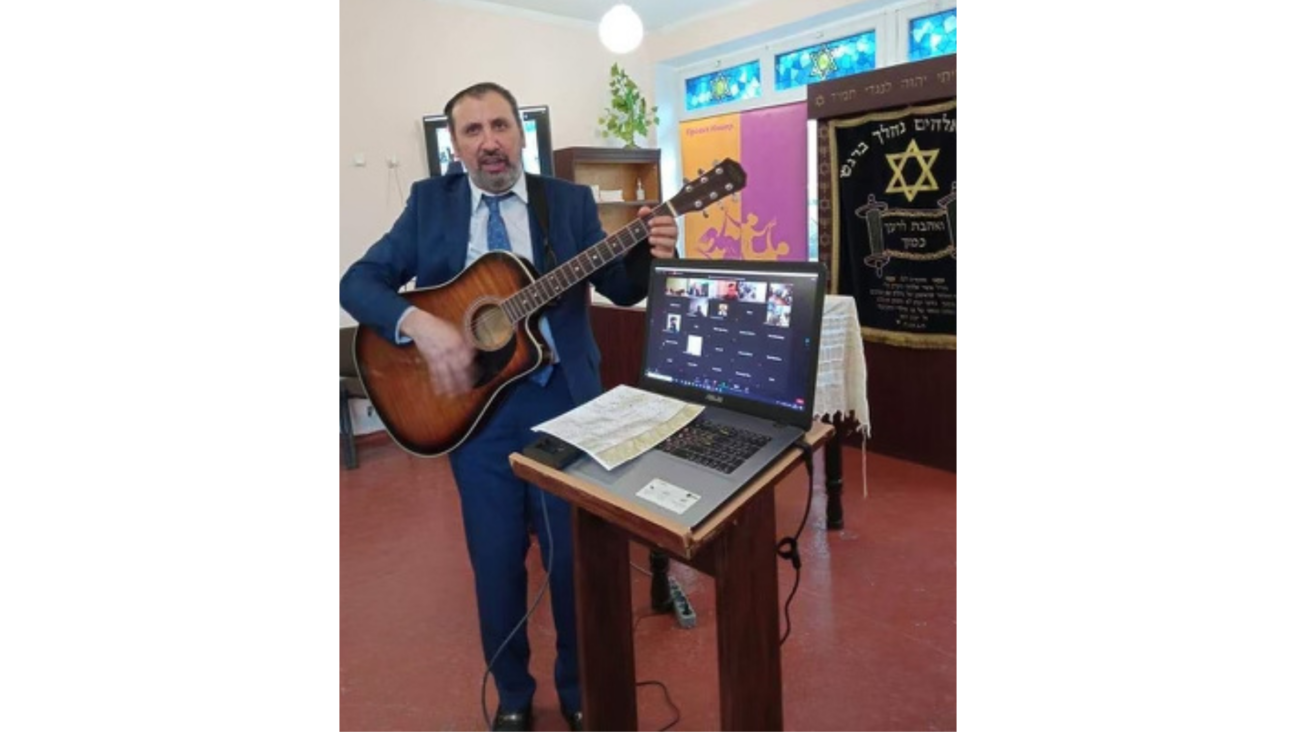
[
  {"xmin": 680, "ymin": 114, "xmax": 741, "ymax": 259},
  {"xmin": 679, "ymin": 104, "xmax": 808, "ymax": 261}
]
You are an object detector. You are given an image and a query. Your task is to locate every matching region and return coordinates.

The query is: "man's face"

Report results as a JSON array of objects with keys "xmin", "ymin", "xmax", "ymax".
[{"xmin": 450, "ymin": 91, "xmax": 525, "ymax": 193}]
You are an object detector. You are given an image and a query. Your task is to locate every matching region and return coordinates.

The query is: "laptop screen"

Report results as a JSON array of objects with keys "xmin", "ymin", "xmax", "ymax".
[{"xmin": 639, "ymin": 260, "xmax": 827, "ymax": 429}]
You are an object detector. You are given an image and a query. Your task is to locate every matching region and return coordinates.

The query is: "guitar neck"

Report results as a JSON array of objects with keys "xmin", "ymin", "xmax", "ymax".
[
  {"xmin": 498, "ymin": 157, "xmax": 748, "ymax": 322},
  {"xmin": 502, "ymin": 201, "xmax": 675, "ymax": 322}
]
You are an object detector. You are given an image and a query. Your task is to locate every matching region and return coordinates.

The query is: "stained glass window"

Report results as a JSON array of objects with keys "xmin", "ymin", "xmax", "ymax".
[
  {"xmin": 908, "ymin": 8, "xmax": 957, "ymax": 61},
  {"xmin": 684, "ymin": 60, "xmax": 761, "ymax": 112},
  {"xmin": 774, "ymin": 30, "xmax": 877, "ymax": 91}
]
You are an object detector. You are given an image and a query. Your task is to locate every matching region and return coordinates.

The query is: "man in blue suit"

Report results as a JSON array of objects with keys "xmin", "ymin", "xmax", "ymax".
[{"xmin": 340, "ymin": 82, "xmax": 678, "ymax": 731}]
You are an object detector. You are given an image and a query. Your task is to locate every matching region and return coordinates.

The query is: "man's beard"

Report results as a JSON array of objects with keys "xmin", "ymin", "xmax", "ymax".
[{"xmin": 469, "ymin": 153, "xmax": 521, "ymax": 193}]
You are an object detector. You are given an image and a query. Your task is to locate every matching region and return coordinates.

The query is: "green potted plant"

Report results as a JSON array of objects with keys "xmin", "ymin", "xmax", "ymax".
[{"xmin": 597, "ymin": 63, "xmax": 659, "ymax": 148}]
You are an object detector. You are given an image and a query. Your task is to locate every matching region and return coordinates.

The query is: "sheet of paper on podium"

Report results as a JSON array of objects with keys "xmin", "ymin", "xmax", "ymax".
[{"xmin": 532, "ymin": 384, "xmax": 703, "ymax": 471}]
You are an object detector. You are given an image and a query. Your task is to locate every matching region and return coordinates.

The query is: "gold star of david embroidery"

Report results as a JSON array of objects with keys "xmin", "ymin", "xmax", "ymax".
[
  {"xmin": 810, "ymin": 46, "xmax": 838, "ymax": 80},
  {"xmin": 885, "ymin": 138, "xmax": 940, "ymax": 203}
]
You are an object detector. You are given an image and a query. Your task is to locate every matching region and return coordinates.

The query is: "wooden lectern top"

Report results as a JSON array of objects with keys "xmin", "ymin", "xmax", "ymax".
[{"xmin": 509, "ymin": 422, "xmax": 834, "ymax": 560}]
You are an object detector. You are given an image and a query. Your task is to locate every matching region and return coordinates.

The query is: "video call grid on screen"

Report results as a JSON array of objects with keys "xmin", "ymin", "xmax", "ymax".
[{"xmin": 645, "ymin": 266, "xmax": 818, "ymax": 414}]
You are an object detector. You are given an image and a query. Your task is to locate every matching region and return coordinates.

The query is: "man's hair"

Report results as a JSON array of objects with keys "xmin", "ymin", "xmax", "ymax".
[{"xmin": 444, "ymin": 82, "xmax": 522, "ymax": 137}]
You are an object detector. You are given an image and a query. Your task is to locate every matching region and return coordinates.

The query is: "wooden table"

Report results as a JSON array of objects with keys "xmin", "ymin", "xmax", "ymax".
[{"xmin": 510, "ymin": 422, "xmax": 834, "ymax": 731}]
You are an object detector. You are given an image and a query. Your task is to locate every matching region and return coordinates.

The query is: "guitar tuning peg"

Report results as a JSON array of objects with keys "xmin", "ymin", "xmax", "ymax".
[
  {"xmin": 701, "ymin": 209, "xmax": 709, "ymax": 218},
  {"xmin": 697, "ymin": 168, "xmax": 705, "ymax": 176}
]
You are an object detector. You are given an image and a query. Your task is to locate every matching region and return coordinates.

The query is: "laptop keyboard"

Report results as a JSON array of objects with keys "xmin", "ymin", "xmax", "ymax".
[{"xmin": 656, "ymin": 418, "xmax": 773, "ymax": 474}]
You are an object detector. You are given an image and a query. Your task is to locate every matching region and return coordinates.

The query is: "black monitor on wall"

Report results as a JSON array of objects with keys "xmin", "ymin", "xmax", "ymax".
[{"xmin": 422, "ymin": 105, "xmax": 554, "ymax": 178}]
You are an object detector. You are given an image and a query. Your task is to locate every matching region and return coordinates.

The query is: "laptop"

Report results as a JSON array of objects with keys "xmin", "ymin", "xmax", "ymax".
[{"xmin": 565, "ymin": 258, "xmax": 827, "ymax": 528}]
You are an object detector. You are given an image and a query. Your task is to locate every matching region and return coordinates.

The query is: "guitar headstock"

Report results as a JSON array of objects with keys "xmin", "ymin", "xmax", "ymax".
[{"xmin": 667, "ymin": 158, "xmax": 747, "ymax": 217}]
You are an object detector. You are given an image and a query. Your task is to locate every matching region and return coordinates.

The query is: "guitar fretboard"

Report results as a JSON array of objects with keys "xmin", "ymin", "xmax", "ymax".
[{"xmin": 501, "ymin": 204, "xmax": 669, "ymax": 323}]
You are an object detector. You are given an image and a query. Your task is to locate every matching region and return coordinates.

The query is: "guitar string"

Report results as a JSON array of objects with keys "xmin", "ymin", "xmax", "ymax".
[{"xmin": 494, "ymin": 217, "xmax": 657, "ymax": 328}]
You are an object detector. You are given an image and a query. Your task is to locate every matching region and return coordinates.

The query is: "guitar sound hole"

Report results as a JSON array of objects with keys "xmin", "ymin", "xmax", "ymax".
[{"xmin": 470, "ymin": 303, "xmax": 514, "ymax": 351}]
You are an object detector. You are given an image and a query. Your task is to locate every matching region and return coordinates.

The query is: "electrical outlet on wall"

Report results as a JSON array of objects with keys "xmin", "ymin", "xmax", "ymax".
[{"xmin": 348, "ymin": 399, "xmax": 386, "ymax": 435}]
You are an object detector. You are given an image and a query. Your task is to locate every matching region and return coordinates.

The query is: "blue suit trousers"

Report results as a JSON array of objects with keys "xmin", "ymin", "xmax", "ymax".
[{"xmin": 447, "ymin": 365, "xmax": 581, "ymax": 714}]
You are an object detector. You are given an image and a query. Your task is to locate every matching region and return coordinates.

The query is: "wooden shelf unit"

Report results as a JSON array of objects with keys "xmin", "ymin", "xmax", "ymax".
[{"xmin": 553, "ymin": 146, "xmax": 662, "ymax": 233}]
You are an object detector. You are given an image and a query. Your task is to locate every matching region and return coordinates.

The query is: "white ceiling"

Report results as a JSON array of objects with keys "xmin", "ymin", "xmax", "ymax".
[{"xmin": 462, "ymin": 0, "xmax": 759, "ymax": 32}]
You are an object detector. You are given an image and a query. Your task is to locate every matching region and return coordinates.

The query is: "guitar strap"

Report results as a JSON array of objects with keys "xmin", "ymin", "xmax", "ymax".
[{"xmin": 524, "ymin": 173, "xmax": 557, "ymax": 274}]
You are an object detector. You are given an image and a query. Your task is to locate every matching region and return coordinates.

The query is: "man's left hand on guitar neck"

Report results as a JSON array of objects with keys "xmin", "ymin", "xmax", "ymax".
[{"xmin": 639, "ymin": 206, "xmax": 679, "ymax": 259}]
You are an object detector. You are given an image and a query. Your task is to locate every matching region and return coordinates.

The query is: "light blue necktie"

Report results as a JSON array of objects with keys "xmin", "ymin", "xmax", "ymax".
[
  {"xmin": 482, "ymin": 193, "xmax": 557, "ymax": 386},
  {"xmin": 483, "ymin": 194, "xmax": 513, "ymax": 252}
]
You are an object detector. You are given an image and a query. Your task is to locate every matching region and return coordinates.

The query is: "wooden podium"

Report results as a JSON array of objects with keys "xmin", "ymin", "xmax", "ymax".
[{"xmin": 509, "ymin": 423, "xmax": 834, "ymax": 731}]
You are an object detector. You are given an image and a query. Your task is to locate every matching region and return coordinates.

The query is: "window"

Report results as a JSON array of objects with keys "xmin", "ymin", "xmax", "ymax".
[
  {"xmin": 908, "ymin": 8, "xmax": 957, "ymax": 61},
  {"xmin": 774, "ymin": 31, "xmax": 877, "ymax": 91},
  {"xmin": 684, "ymin": 60, "xmax": 761, "ymax": 112}
]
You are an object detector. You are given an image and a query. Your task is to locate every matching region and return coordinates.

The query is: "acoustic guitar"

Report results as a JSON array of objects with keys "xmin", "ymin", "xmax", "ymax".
[{"xmin": 353, "ymin": 158, "xmax": 748, "ymax": 457}]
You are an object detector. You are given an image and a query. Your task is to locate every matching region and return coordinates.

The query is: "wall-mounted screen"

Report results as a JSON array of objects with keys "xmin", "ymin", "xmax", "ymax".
[{"xmin": 422, "ymin": 105, "xmax": 554, "ymax": 178}]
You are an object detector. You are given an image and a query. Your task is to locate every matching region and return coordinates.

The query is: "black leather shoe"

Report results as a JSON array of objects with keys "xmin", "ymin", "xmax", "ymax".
[
  {"xmin": 492, "ymin": 705, "xmax": 533, "ymax": 732},
  {"xmin": 562, "ymin": 708, "xmax": 583, "ymax": 731}
]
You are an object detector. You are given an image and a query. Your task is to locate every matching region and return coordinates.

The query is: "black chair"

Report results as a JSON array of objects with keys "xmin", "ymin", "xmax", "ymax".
[{"xmin": 340, "ymin": 326, "xmax": 367, "ymax": 469}]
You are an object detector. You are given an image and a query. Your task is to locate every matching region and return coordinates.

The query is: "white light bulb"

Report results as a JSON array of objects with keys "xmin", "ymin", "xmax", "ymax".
[{"xmin": 599, "ymin": 4, "xmax": 644, "ymax": 54}]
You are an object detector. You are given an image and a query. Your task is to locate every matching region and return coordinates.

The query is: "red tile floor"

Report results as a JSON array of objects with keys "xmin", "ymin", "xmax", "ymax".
[{"xmin": 341, "ymin": 435, "xmax": 956, "ymax": 731}]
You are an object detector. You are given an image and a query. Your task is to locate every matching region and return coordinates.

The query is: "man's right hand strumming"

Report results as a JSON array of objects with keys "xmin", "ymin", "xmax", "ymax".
[{"xmin": 400, "ymin": 309, "xmax": 477, "ymax": 396}]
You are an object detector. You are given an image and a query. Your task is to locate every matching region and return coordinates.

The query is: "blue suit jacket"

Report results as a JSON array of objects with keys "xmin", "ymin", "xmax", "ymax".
[{"xmin": 340, "ymin": 172, "xmax": 654, "ymax": 407}]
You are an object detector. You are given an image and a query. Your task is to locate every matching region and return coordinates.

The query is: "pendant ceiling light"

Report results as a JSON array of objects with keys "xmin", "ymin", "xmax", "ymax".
[{"xmin": 599, "ymin": 4, "xmax": 644, "ymax": 54}]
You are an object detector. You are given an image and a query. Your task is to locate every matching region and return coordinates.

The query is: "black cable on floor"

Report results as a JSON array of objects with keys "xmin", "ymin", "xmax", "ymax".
[
  {"xmin": 635, "ymin": 680, "xmax": 682, "ymax": 731},
  {"xmin": 628, "ymin": 601, "xmax": 683, "ymax": 730}
]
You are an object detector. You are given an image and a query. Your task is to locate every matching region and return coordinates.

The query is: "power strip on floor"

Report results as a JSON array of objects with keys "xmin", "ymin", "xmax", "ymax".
[{"xmin": 669, "ymin": 578, "xmax": 696, "ymax": 629}]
